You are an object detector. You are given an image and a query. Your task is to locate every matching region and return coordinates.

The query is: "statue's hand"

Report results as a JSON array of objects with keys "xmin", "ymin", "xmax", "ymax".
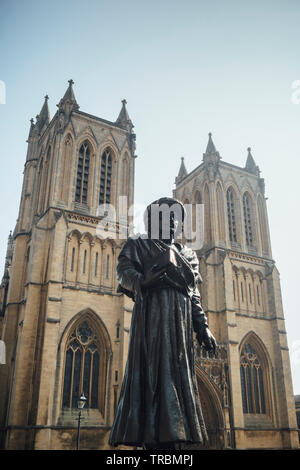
[
  {"xmin": 141, "ymin": 268, "xmax": 167, "ymax": 288},
  {"xmin": 197, "ymin": 327, "xmax": 217, "ymax": 354}
]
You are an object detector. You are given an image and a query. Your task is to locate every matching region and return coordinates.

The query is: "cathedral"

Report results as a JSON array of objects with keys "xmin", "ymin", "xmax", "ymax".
[{"xmin": 0, "ymin": 81, "xmax": 298, "ymax": 450}]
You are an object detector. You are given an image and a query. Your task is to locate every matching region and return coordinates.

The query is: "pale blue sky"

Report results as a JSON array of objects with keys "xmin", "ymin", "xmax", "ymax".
[{"xmin": 1, "ymin": 0, "xmax": 300, "ymax": 393}]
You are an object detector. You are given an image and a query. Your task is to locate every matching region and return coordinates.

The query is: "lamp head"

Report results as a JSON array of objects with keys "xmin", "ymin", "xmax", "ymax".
[{"xmin": 77, "ymin": 393, "xmax": 87, "ymax": 409}]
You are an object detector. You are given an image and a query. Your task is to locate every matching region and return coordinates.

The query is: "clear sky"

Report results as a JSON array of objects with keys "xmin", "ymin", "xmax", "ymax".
[{"xmin": 0, "ymin": 0, "xmax": 300, "ymax": 393}]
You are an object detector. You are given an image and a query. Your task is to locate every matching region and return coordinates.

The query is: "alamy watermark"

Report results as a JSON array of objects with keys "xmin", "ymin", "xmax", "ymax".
[
  {"xmin": 95, "ymin": 197, "xmax": 205, "ymax": 250},
  {"xmin": 0, "ymin": 80, "xmax": 6, "ymax": 104},
  {"xmin": 291, "ymin": 80, "xmax": 300, "ymax": 104}
]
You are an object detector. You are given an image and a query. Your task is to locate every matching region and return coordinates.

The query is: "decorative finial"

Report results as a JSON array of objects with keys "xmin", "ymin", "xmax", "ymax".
[
  {"xmin": 208, "ymin": 132, "xmax": 212, "ymax": 137},
  {"xmin": 68, "ymin": 79, "xmax": 74, "ymax": 86},
  {"xmin": 122, "ymin": 99, "xmax": 127, "ymax": 105},
  {"xmin": 44, "ymin": 94, "xmax": 49, "ymax": 101},
  {"xmin": 247, "ymin": 147, "xmax": 251, "ymax": 152},
  {"xmin": 181, "ymin": 156, "xmax": 184, "ymax": 161},
  {"xmin": 30, "ymin": 118, "xmax": 34, "ymax": 124}
]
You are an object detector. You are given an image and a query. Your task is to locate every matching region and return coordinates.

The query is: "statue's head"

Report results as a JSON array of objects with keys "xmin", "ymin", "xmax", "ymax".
[{"xmin": 143, "ymin": 197, "xmax": 185, "ymax": 242}]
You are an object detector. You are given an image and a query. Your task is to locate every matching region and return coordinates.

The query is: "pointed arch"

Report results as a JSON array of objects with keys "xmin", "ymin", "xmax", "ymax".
[
  {"xmin": 195, "ymin": 365, "xmax": 226, "ymax": 448},
  {"xmin": 101, "ymin": 239, "xmax": 115, "ymax": 288},
  {"xmin": 91, "ymin": 236, "xmax": 102, "ymax": 284},
  {"xmin": 190, "ymin": 189, "xmax": 202, "ymax": 233},
  {"xmin": 242, "ymin": 191, "xmax": 255, "ymax": 247},
  {"xmin": 75, "ymin": 140, "xmax": 92, "ymax": 204},
  {"xmin": 239, "ymin": 332, "xmax": 274, "ymax": 419},
  {"xmin": 226, "ymin": 185, "xmax": 238, "ymax": 244},
  {"xmin": 65, "ymin": 230, "xmax": 81, "ymax": 282},
  {"xmin": 60, "ymin": 309, "xmax": 112, "ymax": 416},
  {"xmin": 60, "ymin": 133, "xmax": 73, "ymax": 204},
  {"xmin": 99, "ymin": 147, "xmax": 114, "ymax": 205},
  {"xmin": 120, "ymin": 151, "xmax": 130, "ymax": 197}
]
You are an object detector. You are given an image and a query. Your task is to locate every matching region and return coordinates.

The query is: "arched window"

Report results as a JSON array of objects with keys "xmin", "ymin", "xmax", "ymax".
[
  {"xmin": 226, "ymin": 187, "xmax": 237, "ymax": 243},
  {"xmin": 216, "ymin": 183, "xmax": 225, "ymax": 242},
  {"xmin": 76, "ymin": 142, "xmax": 90, "ymax": 204},
  {"xmin": 60, "ymin": 134, "xmax": 73, "ymax": 203},
  {"xmin": 243, "ymin": 192, "xmax": 253, "ymax": 246},
  {"xmin": 99, "ymin": 148, "xmax": 112, "ymax": 204},
  {"xmin": 240, "ymin": 343, "xmax": 266, "ymax": 414},
  {"xmin": 62, "ymin": 320, "xmax": 101, "ymax": 409}
]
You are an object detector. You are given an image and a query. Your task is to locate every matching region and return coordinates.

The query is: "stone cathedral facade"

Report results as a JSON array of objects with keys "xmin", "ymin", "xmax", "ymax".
[
  {"xmin": 174, "ymin": 135, "xmax": 298, "ymax": 449},
  {"xmin": 0, "ymin": 82, "xmax": 298, "ymax": 449},
  {"xmin": 0, "ymin": 81, "xmax": 136, "ymax": 450}
]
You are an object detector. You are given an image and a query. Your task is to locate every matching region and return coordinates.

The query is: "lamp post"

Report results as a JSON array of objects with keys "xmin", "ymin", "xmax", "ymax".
[{"xmin": 76, "ymin": 392, "xmax": 87, "ymax": 450}]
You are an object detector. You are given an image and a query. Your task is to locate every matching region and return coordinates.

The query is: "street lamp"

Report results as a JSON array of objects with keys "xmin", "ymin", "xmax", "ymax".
[{"xmin": 76, "ymin": 392, "xmax": 87, "ymax": 450}]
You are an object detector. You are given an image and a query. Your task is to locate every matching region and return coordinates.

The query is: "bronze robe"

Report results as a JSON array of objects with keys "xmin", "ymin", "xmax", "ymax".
[{"xmin": 109, "ymin": 236, "xmax": 208, "ymax": 447}]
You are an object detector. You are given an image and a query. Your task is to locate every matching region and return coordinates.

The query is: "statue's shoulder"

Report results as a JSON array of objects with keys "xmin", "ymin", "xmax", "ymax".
[
  {"xmin": 122, "ymin": 234, "xmax": 149, "ymax": 253},
  {"xmin": 175, "ymin": 242, "xmax": 197, "ymax": 262}
]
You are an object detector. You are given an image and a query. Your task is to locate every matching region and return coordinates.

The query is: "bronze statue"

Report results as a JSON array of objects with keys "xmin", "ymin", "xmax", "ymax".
[{"xmin": 109, "ymin": 197, "xmax": 216, "ymax": 450}]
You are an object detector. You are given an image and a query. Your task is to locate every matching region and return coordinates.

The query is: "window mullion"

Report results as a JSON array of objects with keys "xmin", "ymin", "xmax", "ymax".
[
  {"xmin": 244, "ymin": 364, "xmax": 249, "ymax": 413},
  {"xmin": 104, "ymin": 152, "xmax": 108, "ymax": 202},
  {"xmin": 80, "ymin": 348, "xmax": 85, "ymax": 396},
  {"xmin": 257, "ymin": 366, "xmax": 262, "ymax": 413},
  {"xmin": 80, "ymin": 147, "xmax": 86, "ymax": 203},
  {"xmin": 69, "ymin": 349, "xmax": 75, "ymax": 408},
  {"xmin": 89, "ymin": 352, "xmax": 94, "ymax": 407}
]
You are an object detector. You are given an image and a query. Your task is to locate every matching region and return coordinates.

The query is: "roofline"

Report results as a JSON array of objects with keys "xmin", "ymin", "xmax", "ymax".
[
  {"xmin": 74, "ymin": 110, "xmax": 129, "ymax": 133},
  {"xmin": 175, "ymin": 158, "xmax": 260, "ymax": 189}
]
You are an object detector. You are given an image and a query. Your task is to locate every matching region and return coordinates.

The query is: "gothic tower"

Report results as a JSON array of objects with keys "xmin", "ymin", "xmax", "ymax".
[
  {"xmin": 174, "ymin": 134, "xmax": 298, "ymax": 449},
  {"xmin": 0, "ymin": 81, "xmax": 136, "ymax": 450}
]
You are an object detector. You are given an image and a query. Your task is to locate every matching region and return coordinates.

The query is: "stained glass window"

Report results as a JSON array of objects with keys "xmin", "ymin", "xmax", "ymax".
[
  {"xmin": 62, "ymin": 320, "xmax": 100, "ymax": 409},
  {"xmin": 99, "ymin": 148, "xmax": 112, "ymax": 205},
  {"xmin": 76, "ymin": 142, "xmax": 90, "ymax": 204},
  {"xmin": 226, "ymin": 188, "xmax": 237, "ymax": 242},
  {"xmin": 240, "ymin": 343, "xmax": 266, "ymax": 414}
]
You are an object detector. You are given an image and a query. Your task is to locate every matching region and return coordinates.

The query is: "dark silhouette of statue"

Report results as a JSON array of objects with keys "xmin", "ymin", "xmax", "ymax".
[{"xmin": 109, "ymin": 197, "xmax": 216, "ymax": 450}]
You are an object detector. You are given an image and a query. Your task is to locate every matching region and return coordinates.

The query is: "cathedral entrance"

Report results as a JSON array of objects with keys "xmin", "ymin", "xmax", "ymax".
[
  {"xmin": 179, "ymin": 368, "xmax": 226, "ymax": 450},
  {"xmin": 197, "ymin": 375, "xmax": 225, "ymax": 449}
]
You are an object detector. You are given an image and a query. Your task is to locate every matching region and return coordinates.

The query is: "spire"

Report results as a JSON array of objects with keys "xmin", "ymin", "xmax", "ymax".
[
  {"xmin": 176, "ymin": 157, "xmax": 188, "ymax": 183},
  {"xmin": 202, "ymin": 132, "xmax": 221, "ymax": 179},
  {"xmin": 205, "ymin": 132, "xmax": 217, "ymax": 154},
  {"xmin": 116, "ymin": 99, "xmax": 133, "ymax": 131},
  {"xmin": 27, "ymin": 118, "xmax": 35, "ymax": 142},
  {"xmin": 57, "ymin": 79, "xmax": 79, "ymax": 111},
  {"xmin": 2, "ymin": 231, "xmax": 13, "ymax": 282},
  {"xmin": 245, "ymin": 147, "xmax": 260, "ymax": 175},
  {"xmin": 35, "ymin": 95, "xmax": 50, "ymax": 133}
]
